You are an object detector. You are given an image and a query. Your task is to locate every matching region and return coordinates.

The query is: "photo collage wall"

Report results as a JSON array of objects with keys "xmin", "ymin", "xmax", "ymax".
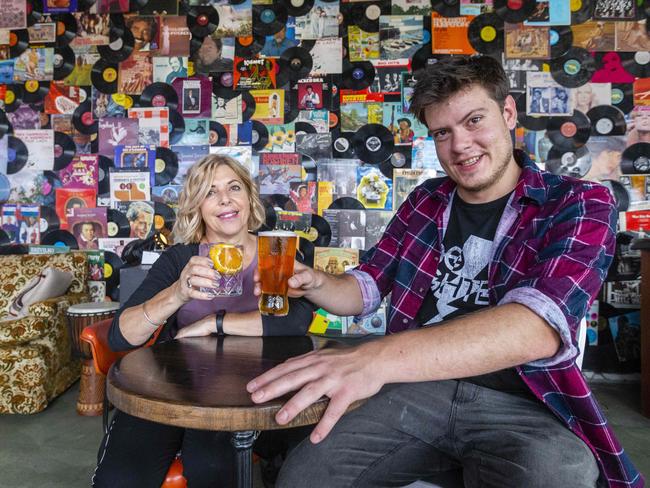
[{"xmin": 0, "ymin": 0, "xmax": 649, "ymax": 334}]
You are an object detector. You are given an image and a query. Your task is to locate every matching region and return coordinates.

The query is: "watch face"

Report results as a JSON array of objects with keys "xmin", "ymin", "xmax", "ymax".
[{"xmin": 633, "ymin": 156, "xmax": 650, "ymax": 173}]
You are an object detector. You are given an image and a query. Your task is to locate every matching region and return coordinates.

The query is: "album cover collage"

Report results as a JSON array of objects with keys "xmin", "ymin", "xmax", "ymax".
[{"xmin": 0, "ymin": 0, "xmax": 649, "ymax": 333}]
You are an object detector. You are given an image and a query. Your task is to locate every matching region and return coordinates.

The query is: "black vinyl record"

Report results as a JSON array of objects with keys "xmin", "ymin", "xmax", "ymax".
[
  {"xmin": 97, "ymin": 28, "xmax": 135, "ymax": 63},
  {"xmin": 9, "ymin": 29, "xmax": 29, "ymax": 58},
  {"xmin": 546, "ymin": 110, "xmax": 591, "ymax": 150},
  {"xmin": 328, "ymin": 196, "xmax": 365, "ymax": 210},
  {"xmin": 352, "ymin": 124, "xmax": 394, "ymax": 164},
  {"xmin": 349, "ymin": 1, "xmax": 383, "ymax": 32},
  {"xmin": 307, "ymin": 214, "xmax": 332, "ymax": 247},
  {"xmin": 619, "ymin": 51, "xmax": 650, "ymax": 78},
  {"xmin": 601, "ymin": 179, "xmax": 630, "ymax": 212},
  {"xmin": 342, "ymin": 60, "xmax": 376, "ymax": 91},
  {"xmin": 39, "ymin": 206, "xmax": 60, "ymax": 235},
  {"xmin": 107, "ymin": 209, "xmax": 130, "ymax": 238},
  {"xmin": 154, "ymin": 146, "xmax": 179, "ymax": 185},
  {"xmin": 7, "ymin": 136, "xmax": 28, "ymax": 174},
  {"xmin": 3, "ymin": 85, "xmax": 23, "ymax": 113},
  {"xmin": 72, "ymin": 100, "xmax": 98, "ymax": 135},
  {"xmin": 411, "ymin": 45, "xmax": 450, "ymax": 74},
  {"xmin": 280, "ymin": 46, "xmax": 313, "ymax": 81},
  {"xmin": 187, "ymin": 6, "xmax": 220, "ymax": 38},
  {"xmin": 571, "ymin": 0, "xmax": 593, "ymax": 24},
  {"xmin": 104, "ymin": 251, "xmax": 124, "ymax": 295},
  {"xmin": 41, "ymin": 230, "xmax": 78, "ymax": 249},
  {"xmin": 91, "ymin": 59, "xmax": 119, "ymax": 94},
  {"xmin": 208, "ymin": 120, "xmax": 229, "ymax": 146},
  {"xmin": 587, "ymin": 105, "xmax": 627, "ymax": 136},
  {"xmin": 22, "ymin": 80, "xmax": 50, "ymax": 105},
  {"xmin": 549, "ymin": 26, "xmax": 573, "ymax": 59},
  {"xmin": 431, "ymin": 0, "xmax": 460, "ymax": 17},
  {"xmin": 379, "ymin": 145, "xmax": 412, "ymax": 179},
  {"xmin": 550, "ymin": 47, "xmax": 596, "ymax": 88},
  {"xmin": 235, "ymin": 33, "xmax": 265, "ymax": 57},
  {"xmin": 241, "ymin": 91, "xmax": 256, "ymax": 121},
  {"xmin": 154, "ymin": 202, "xmax": 176, "ymax": 231},
  {"xmin": 140, "ymin": 82, "xmax": 179, "ymax": 110},
  {"xmin": 98, "ymin": 155, "xmax": 114, "ymax": 195},
  {"xmin": 332, "ymin": 131, "xmax": 355, "ymax": 158},
  {"xmin": 545, "ymin": 145, "xmax": 592, "ymax": 178},
  {"xmin": 611, "ymin": 83, "xmax": 633, "ymax": 114},
  {"xmin": 253, "ymin": 3, "xmax": 288, "ymax": 36},
  {"xmin": 279, "ymin": 0, "xmax": 314, "ymax": 17},
  {"xmin": 53, "ymin": 131, "xmax": 76, "ymax": 170},
  {"xmin": 251, "ymin": 120, "xmax": 269, "ymax": 152},
  {"xmin": 298, "ymin": 238, "xmax": 315, "ymax": 268},
  {"xmin": 493, "ymin": 0, "xmax": 536, "ymax": 23},
  {"xmin": 274, "ymin": 57, "xmax": 292, "ymax": 89},
  {"xmin": 53, "ymin": 45, "xmax": 76, "ymax": 81},
  {"xmin": 621, "ymin": 143, "xmax": 650, "ymax": 174},
  {"xmin": 0, "ymin": 110, "xmax": 12, "ymax": 139},
  {"xmin": 468, "ymin": 13, "xmax": 504, "ymax": 55},
  {"xmin": 302, "ymin": 158, "xmax": 317, "ymax": 181},
  {"xmin": 55, "ymin": 14, "xmax": 78, "ymax": 47},
  {"xmin": 169, "ymin": 110, "xmax": 186, "ymax": 144},
  {"xmin": 295, "ymin": 121, "xmax": 317, "ymax": 135}
]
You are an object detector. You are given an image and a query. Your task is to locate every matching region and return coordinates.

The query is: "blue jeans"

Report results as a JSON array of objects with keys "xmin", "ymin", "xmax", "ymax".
[{"xmin": 277, "ymin": 380, "xmax": 599, "ymax": 488}]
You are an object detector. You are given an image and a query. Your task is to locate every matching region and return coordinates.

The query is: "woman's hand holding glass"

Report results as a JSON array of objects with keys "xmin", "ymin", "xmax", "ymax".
[{"xmin": 176, "ymin": 255, "xmax": 223, "ymax": 303}]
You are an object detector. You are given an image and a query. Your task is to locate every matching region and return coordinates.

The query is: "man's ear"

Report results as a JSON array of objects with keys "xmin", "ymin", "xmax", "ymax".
[{"xmin": 503, "ymin": 94, "xmax": 517, "ymax": 131}]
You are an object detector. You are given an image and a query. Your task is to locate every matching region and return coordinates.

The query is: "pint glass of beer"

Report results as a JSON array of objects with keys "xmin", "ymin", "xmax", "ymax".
[{"xmin": 258, "ymin": 231, "xmax": 298, "ymax": 316}]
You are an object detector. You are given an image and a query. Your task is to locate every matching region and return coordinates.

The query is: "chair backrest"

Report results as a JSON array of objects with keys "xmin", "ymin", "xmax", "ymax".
[{"xmin": 80, "ymin": 318, "xmax": 127, "ymax": 376}]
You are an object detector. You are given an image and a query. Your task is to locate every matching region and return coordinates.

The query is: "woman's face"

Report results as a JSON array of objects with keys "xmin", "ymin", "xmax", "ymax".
[
  {"xmin": 200, "ymin": 164, "xmax": 252, "ymax": 243},
  {"xmin": 198, "ymin": 36, "xmax": 221, "ymax": 64},
  {"xmin": 576, "ymin": 86, "xmax": 592, "ymax": 105}
]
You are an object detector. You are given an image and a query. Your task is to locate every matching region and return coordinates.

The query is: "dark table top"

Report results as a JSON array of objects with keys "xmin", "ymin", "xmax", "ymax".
[{"xmin": 107, "ymin": 335, "xmax": 362, "ymax": 431}]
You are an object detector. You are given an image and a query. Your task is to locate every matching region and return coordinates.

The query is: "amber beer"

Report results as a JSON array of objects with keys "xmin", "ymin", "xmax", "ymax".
[{"xmin": 258, "ymin": 231, "xmax": 298, "ymax": 316}]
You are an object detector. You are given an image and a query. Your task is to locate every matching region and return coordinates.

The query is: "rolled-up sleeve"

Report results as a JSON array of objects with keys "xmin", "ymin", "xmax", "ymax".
[{"xmin": 347, "ymin": 269, "xmax": 382, "ymax": 317}]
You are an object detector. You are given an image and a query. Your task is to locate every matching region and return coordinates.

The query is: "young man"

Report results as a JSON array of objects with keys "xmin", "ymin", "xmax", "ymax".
[{"xmin": 249, "ymin": 56, "xmax": 642, "ymax": 487}]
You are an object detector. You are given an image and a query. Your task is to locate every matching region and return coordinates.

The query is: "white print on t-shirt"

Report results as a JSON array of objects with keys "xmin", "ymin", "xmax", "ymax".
[{"xmin": 424, "ymin": 234, "xmax": 492, "ymax": 325}]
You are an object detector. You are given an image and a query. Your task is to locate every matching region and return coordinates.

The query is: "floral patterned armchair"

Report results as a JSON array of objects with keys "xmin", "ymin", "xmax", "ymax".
[{"xmin": 0, "ymin": 252, "xmax": 89, "ymax": 414}]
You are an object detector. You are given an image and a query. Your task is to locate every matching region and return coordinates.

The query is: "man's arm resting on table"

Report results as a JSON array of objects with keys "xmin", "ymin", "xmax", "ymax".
[{"xmin": 247, "ymin": 302, "xmax": 560, "ymax": 443}]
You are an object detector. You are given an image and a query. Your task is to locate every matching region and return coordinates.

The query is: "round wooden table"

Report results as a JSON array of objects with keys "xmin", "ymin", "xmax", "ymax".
[{"xmin": 107, "ymin": 335, "xmax": 359, "ymax": 487}]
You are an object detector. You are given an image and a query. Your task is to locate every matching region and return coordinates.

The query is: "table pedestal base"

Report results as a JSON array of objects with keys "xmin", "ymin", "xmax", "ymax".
[
  {"xmin": 77, "ymin": 359, "xmax": 105, "ymax": 416},
  {"xmin": 231, "ymin": 430, "xmax": 259, "ymax": 488}
]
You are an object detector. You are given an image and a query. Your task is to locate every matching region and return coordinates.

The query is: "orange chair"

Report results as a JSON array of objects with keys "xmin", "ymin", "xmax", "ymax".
[{"xmin": 80, "ymin": 319, "xmax": 187, "ymax": 488}]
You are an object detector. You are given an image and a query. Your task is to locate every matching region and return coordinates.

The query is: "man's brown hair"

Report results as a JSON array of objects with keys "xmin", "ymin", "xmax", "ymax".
[{"xmin": 409, "ymin": 56, "xmax": 510, "ymax": 126}]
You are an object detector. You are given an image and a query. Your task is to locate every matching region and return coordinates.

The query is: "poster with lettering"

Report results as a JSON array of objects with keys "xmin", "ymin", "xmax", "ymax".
[{"xmin": 0, "ymin": 0, "xmax": 26, "ymax": 29}]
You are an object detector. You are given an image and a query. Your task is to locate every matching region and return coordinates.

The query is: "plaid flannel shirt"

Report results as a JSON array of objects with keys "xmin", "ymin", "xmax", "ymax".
[{"xmin": 351, "ymin": 150, "xmax": 642, "ymax": 487}]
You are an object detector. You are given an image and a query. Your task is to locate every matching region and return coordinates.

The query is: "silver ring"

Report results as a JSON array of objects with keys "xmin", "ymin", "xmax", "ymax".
[{"xmin": 186, "ymin": 276, "xmax": 193, "ymax": 289}]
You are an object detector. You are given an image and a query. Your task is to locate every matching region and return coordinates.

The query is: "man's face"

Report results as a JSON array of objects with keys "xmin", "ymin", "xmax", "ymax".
[
  {"xmin": 131, "ymin": 212, "xmax": 152, "ymax": 239},
  {"xmin": 273, "ymin": 28, "xmax": 286, "ymax": 42},
  {"xmin": 635, "ymin": 110, "xmax": 650, "ymax": 131},
  {"xmin": 198, "ymin": 36, "xmax": 220, "ymax": 63},
  {"xmin": 533, "ymin": 90, "xmax": 541, "ymax": 99},
  {"xmin": 131, "ymin": 20, "xmax": 151, "ymax": 48},
  {"xmin": 169, "ymin": 57, "xmax": 181, "ymax": 71},
  {"xmin": 424, "ymin": 84, "xmax": 519, "ymax": 203},
  {"xmin": 399, "ymin": 120, "xmax": 409, "ymax": 131},
  {"xmin": 81, "ymin": 223, "xmax": 95, "ymax": 241}
]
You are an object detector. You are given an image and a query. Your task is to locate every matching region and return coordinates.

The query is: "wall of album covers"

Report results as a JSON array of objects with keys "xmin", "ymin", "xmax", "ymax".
[{"xmin": 0, "ymin": 0, "xmax": 649, "ymax": 331}]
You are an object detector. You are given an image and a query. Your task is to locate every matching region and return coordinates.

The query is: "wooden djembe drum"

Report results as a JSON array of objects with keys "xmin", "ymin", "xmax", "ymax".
[{"xmin": 67, "ymin": 302, "xmax": 120, "ymax": 416}]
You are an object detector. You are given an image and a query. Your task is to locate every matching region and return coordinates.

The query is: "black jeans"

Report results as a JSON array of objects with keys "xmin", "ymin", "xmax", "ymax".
[
  {"xmin": 277, "ymin": 380, "xmax": 600, "ymax": 488},
  {"xmin": 92, "ymin": 410, "xmax": 310, "ymax": 488}
]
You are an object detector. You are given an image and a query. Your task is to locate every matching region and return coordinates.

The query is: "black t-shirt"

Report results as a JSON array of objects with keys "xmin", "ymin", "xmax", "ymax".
[{"xmin": 416, "ymin": 191, "xmax": 530, "ymax": 394}]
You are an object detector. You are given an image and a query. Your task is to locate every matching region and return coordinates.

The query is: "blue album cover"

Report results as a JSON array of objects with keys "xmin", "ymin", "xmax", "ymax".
[
  {"xmin": 0, "ymin": 60, "xmax": 14, "ymax": 84},
  {"xmin": 43, "ymin": 0, "xmax": 78, "ymax": 13}
]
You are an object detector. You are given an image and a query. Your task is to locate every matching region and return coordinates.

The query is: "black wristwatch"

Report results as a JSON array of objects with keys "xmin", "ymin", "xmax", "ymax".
[{"xmin": 215, "ymin": 310, "xmax": 226, "ymax": 336}]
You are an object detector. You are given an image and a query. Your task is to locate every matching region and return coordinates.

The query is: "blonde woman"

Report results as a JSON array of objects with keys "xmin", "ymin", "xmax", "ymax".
[{"xmin": 92, "ymin": 155, "xmax": 314, "ymax": 488}]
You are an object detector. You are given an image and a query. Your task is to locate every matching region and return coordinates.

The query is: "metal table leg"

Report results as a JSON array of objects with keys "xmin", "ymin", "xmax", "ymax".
[{"xmin": 231, "ymin": 430, "xmax": 259, "ymax": 488}]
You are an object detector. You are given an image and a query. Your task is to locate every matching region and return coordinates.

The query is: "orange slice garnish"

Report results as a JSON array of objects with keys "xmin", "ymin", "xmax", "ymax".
[{"xmin": 209, "ymin": 244, "xmax": 243, "ymax": 275}]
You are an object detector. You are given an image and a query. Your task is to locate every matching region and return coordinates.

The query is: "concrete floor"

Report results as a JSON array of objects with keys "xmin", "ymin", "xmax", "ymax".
[{"xmin": 1, "ymin": 379, "xmax": 649, "ymax": 487}]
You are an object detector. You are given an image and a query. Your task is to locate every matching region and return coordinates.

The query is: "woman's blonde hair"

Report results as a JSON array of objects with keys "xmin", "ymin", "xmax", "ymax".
[{"xmin": 172, "ymin": 155, "xmax": 266, "ymax": 244}]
